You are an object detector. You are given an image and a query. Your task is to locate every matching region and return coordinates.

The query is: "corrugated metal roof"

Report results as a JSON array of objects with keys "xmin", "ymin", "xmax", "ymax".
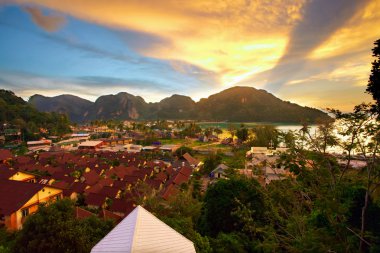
[
  {"xmin": 91, "ymin": 205, "xmax": 196, "ymax": 253},
  {"xmin": 78, "ymin": 141, "xmax": 103, "ymax": 147}
]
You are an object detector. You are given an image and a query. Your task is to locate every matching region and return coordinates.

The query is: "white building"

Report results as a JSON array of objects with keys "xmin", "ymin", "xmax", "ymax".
[
  {"xmin": 27, "ymin": 139, "xmax": 52, "ymax": 152},
  {"xmin": 159, "ymin": 144, "xmax": 180, "ymax": 153},
  {"xmin": 142, "ymin": 146, "xmax": 158, "ymax": 152},
  {"xmin": 78, "ymin": 141, "xmax": 104, "ymax": 150},
  {"xmin": 124, "ymin": 144, "xmax": 143, "ymax": 153}
]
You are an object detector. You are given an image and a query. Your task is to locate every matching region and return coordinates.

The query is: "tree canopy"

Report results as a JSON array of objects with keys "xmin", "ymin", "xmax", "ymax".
[
  {"xmin": 13, "ymin": 199, "xmax": 114, "ymax": 253},
  {"xmin": 0, "ymin": 90, "xmax": 71, "ymax": 141},
  {"xmin": 366, "ymin": 39, "xmax": 380, "ymax": 112}
]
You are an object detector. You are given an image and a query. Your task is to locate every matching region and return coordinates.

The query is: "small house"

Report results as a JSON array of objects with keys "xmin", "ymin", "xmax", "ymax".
[
  {"xmin": 78, "ymin": 141, "xmax": 104, "ymax": 150},
  {"xmin": 0, "ymin": 179, "xmax": 62, "ymax": 230},
  {"xmin": 210, "ymin": 164, "xmax": 229, "ymax": 179}
]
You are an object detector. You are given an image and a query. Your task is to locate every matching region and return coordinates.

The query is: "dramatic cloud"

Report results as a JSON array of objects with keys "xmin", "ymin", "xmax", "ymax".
[
  {"xmin": 9, "ymin": 0, "xmax": 305, "ymax": 87},
  {"xmin": 23, "ymin": 6, "xmax": 65, "ymax": 32},
  {"xmin": 1, "ymin": 0, "xmax": 379, "ymax": 111},
  {"xmin": 266, "ymin": 0, "xmax": 371, "ymax": 90}
]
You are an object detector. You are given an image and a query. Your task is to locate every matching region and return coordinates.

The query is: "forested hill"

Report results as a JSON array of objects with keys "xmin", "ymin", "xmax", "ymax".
[
  {"xmin": 28, "ymin": 86, "xmax": 329, "ymax": 123},
  {"xmin": 195, "ymin": 87, "xmax": 329, "ymax": 122},
  {"xmin": 0, "ymin": 90, "xmax": 71, "ymax": 140}
]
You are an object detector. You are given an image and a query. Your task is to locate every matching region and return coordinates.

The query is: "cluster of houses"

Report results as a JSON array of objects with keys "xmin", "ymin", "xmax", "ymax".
[
  {"xmin": 245, "ymin": 146, "xmax": 293, "ymax": 185},
  {"xmin": 0, "ymin": 148, "xmax": 200, "ymax": 231},
  {"xmin": 25, "ymin": 133, "xmax": 185, "ymax": 155},
  {"xmin": 208, "ymin": 147, "xmax": 292, "ymax": 185}
]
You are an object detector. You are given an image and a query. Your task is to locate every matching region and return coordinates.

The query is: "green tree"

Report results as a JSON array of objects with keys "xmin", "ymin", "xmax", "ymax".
[
  {"xmin": 175, "ymin": 146, "xmax": 194, "ymax": 157},
  {"xmin": 366, "ymin": 39, "xmax": 380, "ymax": 112},
  {"xmin": 13, "ymin": 199, "xmax": 114, "ymax": 253},
  {"xmin": 249, "ymin": 125, "xmax": 279, "ymax": 147},
  {"xmin": 214, "ymin": 128, "xmax": 223, "ymax": 135},
  {"xmin": 236, "ymin": 126, "xmax": 249, "ymax": 142},
  {"xmin": 279, "ymin": 130, "xmax": 296, "ymax": 148},
  {"xmin": 211, "ymin": 233, "xmax": 246, "ymax": 253},
  {"xmin": 227, "ymin": 124, "xmax": 236, "ymax": 138},
  {"xmin": 201, "ymin": 152, "xmax": 222, "ymax": 175},
  {"xmin": 0, "ymin": 227, "xmax": 16, "ymax": 253},
  {"xmin": 200, "ymin": 177, "xmax": 266, "ymax": 237},
  {"xmin": 180, "ymin": 123, "xmax": 202, "ymax": 138},
  {"xmin": 329, "ymin": 104, "xmax": 380, "ymax": 252}
]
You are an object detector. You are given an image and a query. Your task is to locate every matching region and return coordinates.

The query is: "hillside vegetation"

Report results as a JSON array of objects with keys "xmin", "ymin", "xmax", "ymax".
[
  {"xmin": 0, "ymin": 90, "xmax": 71, "ymax": 141},
  {"xmin": 29, "ymin": 86, "xmax": 329, "ymax": 123}
]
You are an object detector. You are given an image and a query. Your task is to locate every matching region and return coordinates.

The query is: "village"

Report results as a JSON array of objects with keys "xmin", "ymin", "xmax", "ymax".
[
  {"xmin": 0, "ymin": 120, "xmax": 305, "ymax": 232},
  {"xmin": 0, "ymin": 116, "xmax": 373, "ymax": 253}
]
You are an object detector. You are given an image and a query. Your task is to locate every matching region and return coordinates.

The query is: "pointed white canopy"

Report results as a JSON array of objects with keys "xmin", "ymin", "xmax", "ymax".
[{"xmin": 91, "ymin": 205, "xmax": 196, "ymax": 253}]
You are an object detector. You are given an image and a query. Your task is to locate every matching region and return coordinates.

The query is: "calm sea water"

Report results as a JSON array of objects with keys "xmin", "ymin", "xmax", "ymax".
[
  {"xmin": 197, "ymin": 122, "xmax": 350, "ymax": 154},
  {"xmin": 197, "ymin": 122, "xmax": 317, "ymax": 132}
]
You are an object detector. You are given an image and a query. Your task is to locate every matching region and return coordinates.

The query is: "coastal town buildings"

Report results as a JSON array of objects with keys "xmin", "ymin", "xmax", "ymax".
[{"xmin": 0, "ymin": 148, "xmax": 194, "ymax": 231}]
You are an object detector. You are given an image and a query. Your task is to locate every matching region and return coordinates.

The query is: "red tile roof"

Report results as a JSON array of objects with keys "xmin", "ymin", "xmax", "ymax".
[
  {"xmin": 108, "ymin": 199, "xmax": 135, "ymax": 215},
  {"xmin": 112, "ymin": 180, "xmax": 127, "ymax": 190},
  {"xmin": 98, "ymin": 178, "xmax": 114, "ymax": 187},
  {"xmin": 113, "ymin": 165, "xmax": 137, "ymax": 178},
  {"xmin": 70, "ymin": 182, "xmax": 88, "ymax": 193},
  {"xmin": 38, "ymin": 152, "xmax": 54, "ymax": 160},
  {"xmin": 51, "ymin": 171, "xmax": 68, "ymax": 180},
  {"xmin": 162, "ymin": 184, "xmax": 179, "ymax": 200},
  {"xmin": 51, "ymin": 181, "xmax": 71, "ymax": 190},
  {"xmin": 182, "ymin": 153, "xmax": 200, "ymax": 167},
  {"xmin": 15, "ymin": 156, "xmax": 31, "ymax": 164},
  {"xmin": 155, "ymin": 171, "xmax": 168, "ymax": 183},
  {"xmin": 123, "ymin": 175, "xmax": 140, "ymax": 184},
  {"xmin": 75, "ymin": 207, "xmax": 95, "ymax": 219},
  {"xmin": 85, "ymin": 193, "xmax": 106, "ymax": 207},
  {"xmin": 172, "ymin": 172, "xmax": 190, "ymax": 186},
  {"xmin": 178, "ymin": 166, "xmax": 193, "ymax": 177},
  {"xmin": 84, "ymin": 183, "xmax": 103, "ymax": 194},
  {"xmin": 0, "ymin": 179, "xmax": 44, "ymax": 215},
  {"xmin": 99, "ymin": 209, "xmax": 123, "ymax": 222},
  {"xmin": 83, "ymin": 170, "xmax": 100, "ymax": 185},
  {"xmin": 0, "ymin": 149, "xmax": 13, "ymax": 161},
  {"xmin": 166, "ymin": 166, "xmax": 174, "ymax": 175},
  {"xmin": 0, "ymin": 167, "xmax": 17, "ymax": 180},
  {"xmin": 98, "ymin": 186, "xmax": 119, "ymax": 198},
  {"xmin": 131, "ymin": 171, "xmax": 147, "ymax": 180},
  {"xmin": 145, "ymin": 179, "xmax": 162, "ymax": 190}
]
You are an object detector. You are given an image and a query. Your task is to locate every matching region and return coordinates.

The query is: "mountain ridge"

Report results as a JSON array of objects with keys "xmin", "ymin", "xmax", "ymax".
[{"xmin": 28, "ymin": 86, "xmax": 330, "ymax": 123}]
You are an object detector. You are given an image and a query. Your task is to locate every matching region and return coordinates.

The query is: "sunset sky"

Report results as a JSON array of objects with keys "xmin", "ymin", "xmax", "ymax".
[{"xmin": 0, "ymin": 0, "xmax": 379, "ymax": 111}]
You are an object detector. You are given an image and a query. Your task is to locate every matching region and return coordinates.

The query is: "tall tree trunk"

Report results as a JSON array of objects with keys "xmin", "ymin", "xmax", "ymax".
[{"xmin": 359, "ymin": 190, "xmax": 369, "ymax": 252}]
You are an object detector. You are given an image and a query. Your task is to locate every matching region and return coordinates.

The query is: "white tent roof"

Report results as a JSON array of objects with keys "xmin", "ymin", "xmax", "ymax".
[{"xmin": 91, "ymin": 205, "xmax": 196, "ymax": 253}]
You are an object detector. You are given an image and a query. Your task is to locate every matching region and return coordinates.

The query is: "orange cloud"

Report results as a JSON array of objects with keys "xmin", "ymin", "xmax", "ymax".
[
  {"xmin": 12, "ymin": 0, "xmax": 304, "ymax": 87},
  {"xmin": 23, "ymin": 6, "xmax": 66, "ymax": 32},
  {"xmin": 310, "ymin": 1, "xmax": 380, "ymax": 60},
  {"xmin": 8, "ymin": 0, "xmax": 380, "ymax": 112}
]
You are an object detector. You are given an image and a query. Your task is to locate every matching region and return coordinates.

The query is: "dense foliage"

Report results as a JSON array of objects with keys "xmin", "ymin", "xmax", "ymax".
[
  {"xmin": 175, "ymin": 146, "xmax": 195, "ymax": 157},
  {"xmin": 200, "ymin": 177, "xmax": 266, "ymax": 237},
  {"xmin": 201, "ymin": 152, "xmax": 222, "ymax": 175},
  {"xmin": 12, "ymin": 199, "xmax": 114, "ymax": 253},
  {"xmin": 249, "ymin": 125, "xmax": 279, "ymax": 147},
  {"xmin": 0, "ymin": 90, "xmax": 71, "ymax": 141},
  {"xmin": 366, "ymin": 39, "xmax": 380, "ymax": 112},
  {"xmin": 179, "ymin": 123, "xmax": 202, "ymax": 138},
  {"xmin": 29, "ymin": 94, "xmax": 93, "ymax": 123}
]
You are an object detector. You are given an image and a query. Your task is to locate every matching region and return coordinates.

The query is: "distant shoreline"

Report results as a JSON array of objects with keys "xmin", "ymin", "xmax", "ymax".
[{"xmin": 196, "ymin": 121, "xmax": 317, "ymax": 126}]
